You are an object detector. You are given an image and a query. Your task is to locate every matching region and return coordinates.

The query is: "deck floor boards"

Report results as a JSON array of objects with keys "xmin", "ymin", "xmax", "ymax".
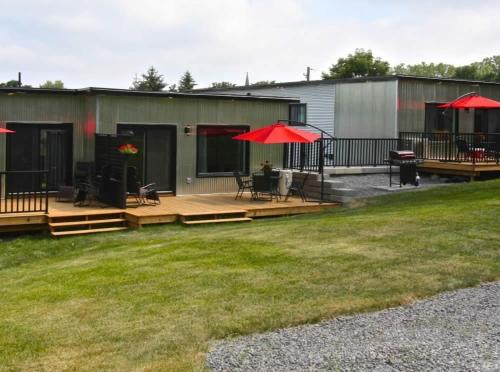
[{"xmin": 0, "ymin": 193, "xmax": 339, "ymax": 232}]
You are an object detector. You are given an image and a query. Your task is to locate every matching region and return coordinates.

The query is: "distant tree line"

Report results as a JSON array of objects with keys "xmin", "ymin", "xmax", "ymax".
[
  {"xmin": 3, "ymin": 51, "xmax": 498, "ymax": 92},
  {"xmin": 322, "ymin": 48, "xmax": 500, "ymax": 82}
]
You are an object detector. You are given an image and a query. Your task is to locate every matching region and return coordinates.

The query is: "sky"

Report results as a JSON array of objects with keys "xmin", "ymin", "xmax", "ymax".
[{"xmin": 0, "ymin": 0, "xmax": 499, "ymax": 89}]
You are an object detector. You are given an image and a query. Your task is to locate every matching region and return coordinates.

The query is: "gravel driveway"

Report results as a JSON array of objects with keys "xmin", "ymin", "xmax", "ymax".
[{"xmin": 206, "ymin": 282, "xmax": 500, "ymax": 371}]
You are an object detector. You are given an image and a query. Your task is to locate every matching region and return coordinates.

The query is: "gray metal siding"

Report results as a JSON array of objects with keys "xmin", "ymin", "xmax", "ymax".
[
  {"xmin": 97, "ymin": 95, "xmax": 288, "ymax": 195},
  {"xmin": 215, "ymin": 84, "xmax": 336, "ymax": 136},
  {"xmin": 0, "ymin": 93, "xmax": 94, "ymax": 172},
  {"xmin": 397, "ymin": 79, "xmax": 500, "ymax": 132},
  {"xmin": 334, "ymin": 80, "xmax": 398, "ymax": 138}
]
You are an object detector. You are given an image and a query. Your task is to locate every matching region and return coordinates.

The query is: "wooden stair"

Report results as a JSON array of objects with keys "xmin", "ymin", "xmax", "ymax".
[
  {"xmin": 179, "ymin": 210, "xmax": 252, "ymax": 225},
  {"xmin": 48, "ymin": 212, "xmax": 128, "ymax": 237}
]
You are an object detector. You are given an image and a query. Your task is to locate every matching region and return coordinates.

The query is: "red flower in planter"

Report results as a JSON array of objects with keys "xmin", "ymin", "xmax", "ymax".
[{"xmin": 118, "ymin": 143, "xmax": 139, "ymax": 155}]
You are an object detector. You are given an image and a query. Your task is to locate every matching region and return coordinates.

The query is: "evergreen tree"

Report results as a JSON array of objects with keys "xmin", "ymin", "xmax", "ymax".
[
  {"xmin": 131, "ymin": 66, "xmax": 167, "ymax": 91},
  {"xmin": 177, "ymin": 71, "xmax": 196, "ymax": 91}
]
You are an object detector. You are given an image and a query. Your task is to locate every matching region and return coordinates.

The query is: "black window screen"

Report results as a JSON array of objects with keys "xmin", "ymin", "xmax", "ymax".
[
  {"xmin": 424, "ymin": 103, "xmax": 452, "ymax": 132},
  {"xmin": 197, "ymin": 125, "xmax": 249, "ymax": 176},
  {"xmin": 474, "ymin": 109, "xmax": 489, "ymax": 133},
  {"xmin": 289, "ymin": 103, "xmax": 307, "ymax": 124}
]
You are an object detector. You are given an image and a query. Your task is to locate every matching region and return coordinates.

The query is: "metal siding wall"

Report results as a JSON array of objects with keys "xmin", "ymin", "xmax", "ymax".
[
  {"xmin": 397, "ymin": 79, "xmax": 500, "ymax": 132},
  {"xmin": 0, "ymin": 93, "xmax": 93, "ymax": 172},
  {"xmin": 334, "ymin": 80, "xmax": 398, "ymax": 138},
  {"xmin": 97, "ymin": 95, "xmax": 288, "ymax": 195},
  {"xmin": 215, "ymin": 84, "xmax": 336, "ymax": 136}
]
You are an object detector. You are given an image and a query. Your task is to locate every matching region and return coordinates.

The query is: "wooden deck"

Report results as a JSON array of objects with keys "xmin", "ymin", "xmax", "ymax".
[
  {"xmin": 418, "ymin": 160, "xmax": 500, "ymax": 177},
  {"xmin": 0, "ymin": 194, "xmax": 339, "ymax": 235}
]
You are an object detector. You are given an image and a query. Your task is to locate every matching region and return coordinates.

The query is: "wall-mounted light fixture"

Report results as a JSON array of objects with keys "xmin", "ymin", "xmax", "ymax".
[{"xmin": 184, "ymin": 125, "xmax": 193, "ymax": 135}]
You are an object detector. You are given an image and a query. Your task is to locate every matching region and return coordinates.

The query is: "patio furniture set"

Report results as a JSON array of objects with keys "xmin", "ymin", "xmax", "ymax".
[
  {"xmin": 56, "ymin": 162, "xmax": 160, "ymax": 208},
  {"xmin": 234, "ymin": 170, "xmax": 308, "ymax": 202}
]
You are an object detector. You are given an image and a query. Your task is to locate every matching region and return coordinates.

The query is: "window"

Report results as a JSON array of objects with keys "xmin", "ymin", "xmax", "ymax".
[
  {"xmin": 197, "ymin": 125, "xmax": 249, "ymax": 177},
  {"xmin": 424, "ymin": 103, "xmax": 452, "ymax": 132},
  {"xmin": 289, "ymin": 103, "xmax": 307, "ymax": 124},
  {"xmin": 474, "ymin": 109, "xmax": 489, "ymax": 133}
]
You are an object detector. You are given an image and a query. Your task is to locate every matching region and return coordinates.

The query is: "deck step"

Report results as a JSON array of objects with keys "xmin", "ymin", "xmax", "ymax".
[
  {"xmin": 48, "ymin": 212, "xmax": 128, "ymax": 237},
  {"xmin": 182, "ymin": 217, "xmax": 252, "ymax": 225},
  {"xmin": 51, "ymin": 226, "xmax": 128, "ymax": 237},
  {"xmin": 49, "ymin": 218, "xmax": 126, "ymax": 228},
  {"xmin": 179, "ymin": 210, "xmax": 246, "ymax": 217}
]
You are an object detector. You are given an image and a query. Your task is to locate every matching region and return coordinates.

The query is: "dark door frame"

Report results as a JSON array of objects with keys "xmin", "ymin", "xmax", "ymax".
[
  {"xmin": 116, "ymin": 123, "xmax": 177, "ymax": 194},
  {"xmin": 6, "ymin": 122, "xmax": 73, "ymax": 190}
]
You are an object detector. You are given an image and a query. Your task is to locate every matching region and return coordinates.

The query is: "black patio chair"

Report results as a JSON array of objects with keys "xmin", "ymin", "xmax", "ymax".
[
  {"xmin": 455, "ymin": 138, "xmax": 472, "ymax": 161},
  {"xmin": 285, "ymin": 172, "xmax": 309, "ymax": 202},
  {"xmin": 126, "ymin": 167, "xmax": 160, "ymax": 206},
  {"xmin": 233, "ymin": 170, "xmax": 254, "ymax": 199},
  {"xmin": 72, "ymin": 162, "xmax": 98, "ymax": 206}
]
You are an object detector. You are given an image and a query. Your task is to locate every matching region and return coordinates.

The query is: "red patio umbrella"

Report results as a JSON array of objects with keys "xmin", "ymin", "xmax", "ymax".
[
  {"xmin": 438, "ymin": 94, "xmax": 500, "ymax": 109},
  {"xmin": 0, "ymin": 128, "xmax": 15, "ymax": 133},
  {"xmin": 232, "ymin": 123, "xmax": 320, "ymax": 144}
]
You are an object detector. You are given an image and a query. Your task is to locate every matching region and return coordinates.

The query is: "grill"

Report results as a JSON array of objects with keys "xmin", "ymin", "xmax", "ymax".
[
  {"xmin": 389, "ymin": 150, "xmax": 416, "ymax": 161},
  {"xmin": 386, "ymin": 150, "xmax": 421, "ymax": 187}
]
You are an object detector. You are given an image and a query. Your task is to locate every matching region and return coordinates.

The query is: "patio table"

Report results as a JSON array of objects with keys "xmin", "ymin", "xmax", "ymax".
[{"xmin": 252, "ymin": 171, "xmax": 280, "ymax": 200}]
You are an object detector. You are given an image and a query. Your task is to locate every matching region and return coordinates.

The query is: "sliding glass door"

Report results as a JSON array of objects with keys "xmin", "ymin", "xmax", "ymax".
[
  {"xmin": 117, "ymin": 124, "xmax": 176, "ymax": 192},
  {"xmin": 6, "ymin": 123, "xmax": 73, "ymax": 192}
]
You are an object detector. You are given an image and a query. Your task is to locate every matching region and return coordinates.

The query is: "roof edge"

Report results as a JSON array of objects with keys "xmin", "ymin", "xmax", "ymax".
[
  {"xmin": 193, "ymin": 74, "xmax": 500, "ymax": 92},
  {"xmin": 0, "ymin": 86, "xmax": 299, "ymax": 102}
]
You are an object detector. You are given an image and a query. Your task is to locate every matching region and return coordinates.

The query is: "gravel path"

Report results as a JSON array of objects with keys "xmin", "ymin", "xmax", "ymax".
[{"xmin": 207, "ymin": 282, "xmax": 500, "ymax": 371}]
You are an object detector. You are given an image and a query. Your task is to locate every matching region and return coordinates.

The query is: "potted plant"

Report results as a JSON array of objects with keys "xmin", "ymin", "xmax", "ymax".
[
  {"xmin": 260, "ymin": 160, "xmax": 272, "ymax": 176},
  {"xmin": 118, "ymin": 143, "xmax": 139, "ymax": 156}
]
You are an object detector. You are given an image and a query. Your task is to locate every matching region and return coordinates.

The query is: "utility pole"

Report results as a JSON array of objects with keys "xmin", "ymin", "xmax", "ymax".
[{"xmin": 303, "ymin": 67, "xmax": 314, "ymax": 81}]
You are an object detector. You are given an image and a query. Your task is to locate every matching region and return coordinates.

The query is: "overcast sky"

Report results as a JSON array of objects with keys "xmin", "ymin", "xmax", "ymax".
[{"xmin": 1, "ymin": 0, "xmax": 499, "ymax": 89}]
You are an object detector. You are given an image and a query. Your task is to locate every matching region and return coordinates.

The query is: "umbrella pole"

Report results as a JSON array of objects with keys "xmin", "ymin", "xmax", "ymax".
[{"xmin": 320, "ymin": 132, "xmax": 325, "ymax": 203}]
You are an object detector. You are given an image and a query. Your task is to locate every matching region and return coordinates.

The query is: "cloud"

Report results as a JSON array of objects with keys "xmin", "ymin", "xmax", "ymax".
[{"xmin": 0, "ymin": 0, "xmax": 498, "ymax": 88}]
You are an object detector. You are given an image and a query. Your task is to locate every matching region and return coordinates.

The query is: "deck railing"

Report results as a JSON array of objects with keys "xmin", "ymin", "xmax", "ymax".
[
  {"xmin": 284, "ymin": 138, "xmax": 401, "ymax": 172},
  {"xmin": 0, "ymin": 170, "xmax": 49, "ymax": 214},
  {"xmin": 399, "ymin": 132, "xmax": 500, "ymax": 164}
]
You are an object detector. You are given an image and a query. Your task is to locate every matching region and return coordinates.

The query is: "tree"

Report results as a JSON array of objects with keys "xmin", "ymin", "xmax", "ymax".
[
  {"xmin": 473, "ymin": 56, "xmax": 500, "ymax": 82},
  {"xmin": 322, "ymin": 49, "xmax": 390, "ymax": 79},
  {"xmin": 39, "ymin": 80, "xmax": 64, "ymax": 89},
  {"xmin": 453, "ymin": 64, "xmax": 479, "ymax": 80},
  {"xmin": 131, "ymin": 66, "xmax": 167, "ymax": 91},
  {"xmin": 177, "ymin": 71, "xmax": 196, "ymax": 91},
  {"xmin": 251, "ymin": 80, "xmax": 276, "ymax": 86},
  {"xmin": 0, "ymin": 79, "xmax": 32, "ymax": 88},
  {"xmin": 392, "ymin": 62, "xmax": 456, "ymax": 78},
  {"xmin": 0, "ymin": 80, "xmax": 21, "ymax": 87},
  {"xmin": 211, "ymin": 81, "xmax": 237, "ymax": 88}
]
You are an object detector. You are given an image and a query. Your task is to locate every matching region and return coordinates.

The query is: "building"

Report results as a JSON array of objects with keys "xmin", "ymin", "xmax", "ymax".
[
  {"xmin": 195, "ymin": 75, "xmax": 500, "ymax": 138},
  {"xmin": 0, "ymin": 87, "xmax": 295, "ymax": 195}
]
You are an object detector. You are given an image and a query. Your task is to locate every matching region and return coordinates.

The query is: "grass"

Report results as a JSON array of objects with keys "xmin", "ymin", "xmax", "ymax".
[{"xmin": 0, "ymin": 180, "xmax": 499, "ymax": 371}]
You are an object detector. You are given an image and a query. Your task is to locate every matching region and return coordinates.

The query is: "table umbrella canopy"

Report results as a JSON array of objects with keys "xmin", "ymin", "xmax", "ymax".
[
  {"xmin": 438, "ymin": 94, "xmax": 500, "ymax": 109},
  {"xmin": 0, "ymin": 128, "xmax": 15, "ymax": 133},
  {"xmin": 233, "ymin": 123, "xmax": 320, "ymax": 144}
]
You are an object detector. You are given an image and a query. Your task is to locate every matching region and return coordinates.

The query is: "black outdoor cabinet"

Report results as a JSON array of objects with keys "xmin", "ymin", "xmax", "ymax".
[{"xmin": 95, "ymin": 134, "xmax": 128, "ymax": 209}]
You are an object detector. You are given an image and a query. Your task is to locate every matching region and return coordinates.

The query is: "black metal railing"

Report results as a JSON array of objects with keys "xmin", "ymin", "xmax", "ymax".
[
  {"xmin": 284, "ymin": 138, "xmax": 401, "ymax": 172},
  {"xmin": 399, "ymin": 132, "xmax": 500, "ymax": 164},
  {"xmin": 0, "ymin": 170, "xmax": 49, "ymax": 214}
]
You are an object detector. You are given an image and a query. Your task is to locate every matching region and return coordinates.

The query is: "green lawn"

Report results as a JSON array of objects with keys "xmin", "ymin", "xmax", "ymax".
[{"xmin": 1, "ymin": 180, "xmax": 499, "ymax": 371}]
